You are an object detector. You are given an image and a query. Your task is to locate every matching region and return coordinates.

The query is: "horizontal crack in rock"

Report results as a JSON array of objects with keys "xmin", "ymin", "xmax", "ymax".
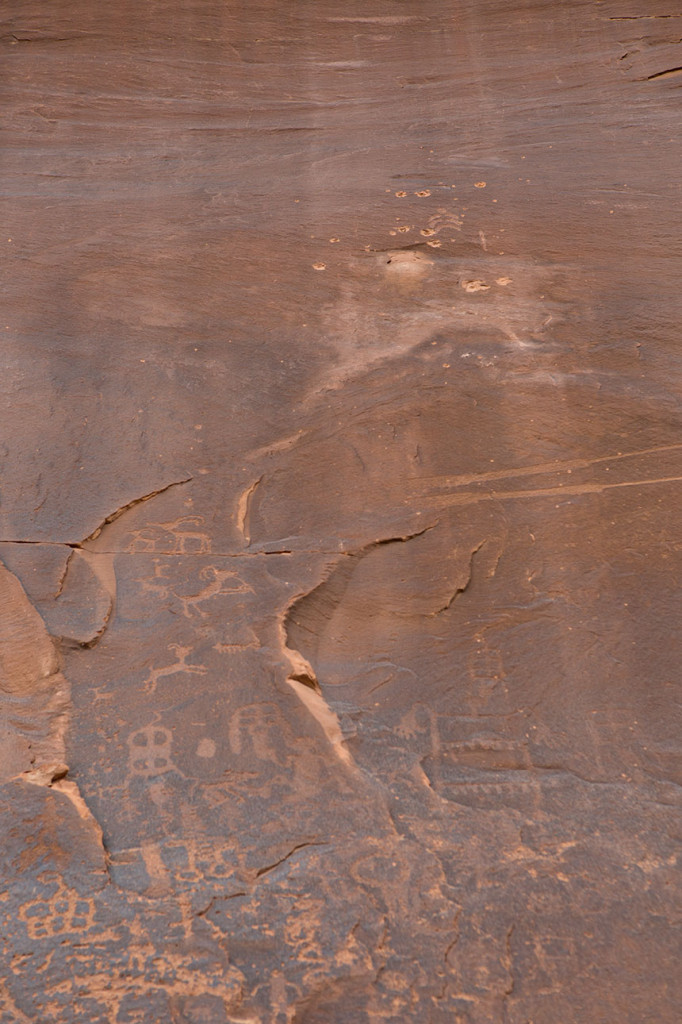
[
  {"xmin": 0, "ymin": 476, "xmax": 192, "ymax": 549},
  {"xmin": 647, "ymin": 65, "xmax": 682, "ymax": 80}
]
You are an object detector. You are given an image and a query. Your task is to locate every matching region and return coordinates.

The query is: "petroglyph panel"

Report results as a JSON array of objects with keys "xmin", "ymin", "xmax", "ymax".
[{"xmin": 1, "ymin": 0, "xmax": 680, "ymax": 1020}]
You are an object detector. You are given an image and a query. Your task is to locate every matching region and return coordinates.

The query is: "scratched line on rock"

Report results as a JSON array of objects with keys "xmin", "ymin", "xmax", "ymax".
[
  {"xmin": 411, "ymin": 442, "xmax": 682, "ymax": 493},
  {"xmin": 417, "ymin": 472, "xmax": 682, "ymax": 511}
]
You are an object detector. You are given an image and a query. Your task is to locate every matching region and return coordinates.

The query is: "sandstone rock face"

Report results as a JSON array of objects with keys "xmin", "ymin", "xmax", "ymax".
[{"xmin": 1, "ymin": 2, "xmax": 680, "ymax": 1021}]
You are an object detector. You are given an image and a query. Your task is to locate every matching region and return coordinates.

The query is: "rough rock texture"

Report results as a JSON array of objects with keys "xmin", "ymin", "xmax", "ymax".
[{"xmin": 1, "ymin": 1, "xmax": 681, "ymax": 1021}]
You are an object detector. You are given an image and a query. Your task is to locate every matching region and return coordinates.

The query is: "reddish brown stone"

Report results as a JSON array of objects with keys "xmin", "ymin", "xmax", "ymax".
[{"xmin": 1, "ymin": 1, "xmax": 680, "ymax": 1020}]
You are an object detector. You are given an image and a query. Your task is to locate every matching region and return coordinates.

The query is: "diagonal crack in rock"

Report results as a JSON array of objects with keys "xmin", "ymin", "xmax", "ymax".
[{"xmin": 280, "ymin": 524, "xmax": 439, "ymax": 767}]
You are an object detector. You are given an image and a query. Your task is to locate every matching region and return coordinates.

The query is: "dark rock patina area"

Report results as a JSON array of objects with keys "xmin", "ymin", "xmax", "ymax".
[{"xmin": 1, "ymin": 1, "xmax": 680, "ymax": 1021}]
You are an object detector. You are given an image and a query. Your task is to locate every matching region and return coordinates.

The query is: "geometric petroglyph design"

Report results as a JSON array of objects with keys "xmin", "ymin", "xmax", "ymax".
[
  {"xmin": 6, "ymin": 933, "xmax": 245, "ymax": 1018},
  {"xmin": 18, "ymin": 880, "xmax": 96, "ymax": 940},
  {"xmin": 466, "ymin": 641, "xmax": 507, "ymax": 714},
  {"xmin": 127, "ymin": 725, "xmax": 175, "ymax": 777},
  {"xmin": 468, "ymin": 642, "xmax": 504, "ymax": 683},
  {"xmin": 426, "ymin": 208, "xmax": 463, "ymax": 235},
  {"xmin": 213, "ymin": 629, "xmax": 260, "ymax": 654}
]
